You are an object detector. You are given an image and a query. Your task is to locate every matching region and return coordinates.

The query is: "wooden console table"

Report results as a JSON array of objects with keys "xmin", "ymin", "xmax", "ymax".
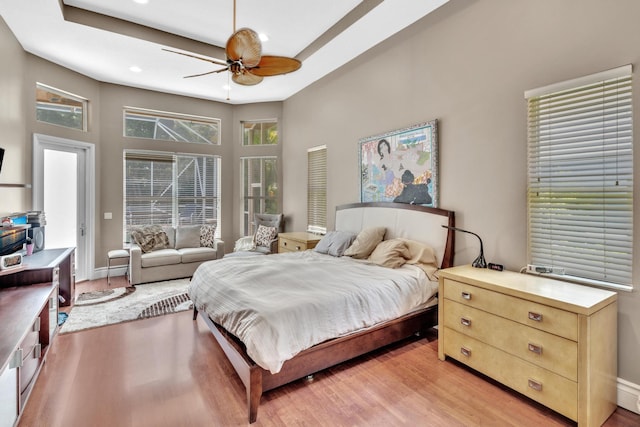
[
  {"xmin": 0, "ymin": 283, "xmax": 58, "ymax": 427},
  {"xmin": 0, "ymin": 248, "xmax": 75, "ymax": 306}
]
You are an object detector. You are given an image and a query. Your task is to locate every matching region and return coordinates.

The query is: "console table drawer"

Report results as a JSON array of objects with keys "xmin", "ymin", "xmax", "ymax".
[
  {"xmin": 443, "ymin": 278, "xmax": 578, "ymax": 340},
  {"xmin": 443, "ymin": 299, "xmax": 577, "ymax": 380},
  {"xmin": 443, "ymin": 328, "xmax": 577, "ymax": 420}
]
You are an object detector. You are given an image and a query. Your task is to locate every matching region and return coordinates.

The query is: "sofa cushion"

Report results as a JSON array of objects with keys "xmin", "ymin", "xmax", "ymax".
[
  {"xmin": 141, "ymin": 249, "xmax": 181, "ymax": 267},
  {"xmin": 175, "ymin": 225, "xmax": 201, "ymax": 249},
  {"xmin": 163, "ymin": 226, "xmax": 176, "ymax": 248},
  {"xmin": 131, "ymin": 225, "xmax": 170, "ymax": 253},
  {"xmin": 178, "ymin": 247, "xmax": 218, "ymax": 263}
]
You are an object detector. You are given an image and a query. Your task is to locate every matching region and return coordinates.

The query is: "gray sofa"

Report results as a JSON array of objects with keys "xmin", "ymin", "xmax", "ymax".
[{"xmin": 129, "ymin": 224, "xmax": 224, "ymax": 285}]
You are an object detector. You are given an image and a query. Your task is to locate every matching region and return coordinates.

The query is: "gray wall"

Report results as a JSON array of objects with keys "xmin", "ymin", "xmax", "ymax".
[{"xmin": 283, "ymin": 0, "xmax": 640, "ymax": 385}]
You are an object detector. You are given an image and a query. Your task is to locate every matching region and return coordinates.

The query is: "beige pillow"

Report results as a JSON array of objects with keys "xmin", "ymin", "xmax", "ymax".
[
  {"xmin": 368, "ymin": 239, "xmax": 409, "ymax": 269},
  {"xmin": 399, "ymin": 238, "xmax": 438, "ymax": 280},
  {"xmin": 344, "ymin": 227, "xmax": 386, "ymax": 259},
  {"xmin": 175, "ymin": 225, "xmax": 202, "ymax": 249}
]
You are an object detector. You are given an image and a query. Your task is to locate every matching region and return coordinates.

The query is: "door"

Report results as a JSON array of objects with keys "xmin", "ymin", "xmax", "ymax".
[{"xmin": 33, "ymin": 134, "xmax": 95, "ymax": 282}]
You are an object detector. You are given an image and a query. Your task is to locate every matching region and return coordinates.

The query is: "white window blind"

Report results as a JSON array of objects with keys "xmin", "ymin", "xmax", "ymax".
[
  {"xmin": 123, "ymin": 150, "xmax": 221, "ymax": 242},
  {"xmin": 307, "ymin": 146, "xmax": 327, "ymax": 234},
  {"xmin": 526, "ymin": 65, "xmax": 633, "ymax": 287}
]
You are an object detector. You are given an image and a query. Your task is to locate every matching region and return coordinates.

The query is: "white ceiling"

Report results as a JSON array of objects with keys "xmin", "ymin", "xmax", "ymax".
[{"xmin": 0, "ymin": 0, "xmax": 448, "ymax": 104}]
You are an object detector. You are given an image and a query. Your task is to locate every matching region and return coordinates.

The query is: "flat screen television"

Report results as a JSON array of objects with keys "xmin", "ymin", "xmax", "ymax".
[{"xmin": 0, "ymin": 227, "xmax": 27, "ymax": 256}]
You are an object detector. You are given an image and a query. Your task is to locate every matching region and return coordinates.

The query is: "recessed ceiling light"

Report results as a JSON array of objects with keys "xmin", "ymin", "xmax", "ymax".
[
  {"xmin": 223, "ymin": 84, "xmax": 231, "ymax": 91},
  {"xmin": 129, "ymin": 66, "xmax": 142, "ymax": 73},
  {"xmin": 133, "ymin": 0, "xmax": 149, "ymax": 4},
  {"xmin": 258, "ymin": 33, "xmax": 269, "ymax": 42}
]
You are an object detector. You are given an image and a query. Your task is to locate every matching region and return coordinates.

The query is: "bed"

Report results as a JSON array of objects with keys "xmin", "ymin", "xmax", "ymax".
[{"xmin": 189, "ymin": 202, "xmax": 455, "ymax": 423}]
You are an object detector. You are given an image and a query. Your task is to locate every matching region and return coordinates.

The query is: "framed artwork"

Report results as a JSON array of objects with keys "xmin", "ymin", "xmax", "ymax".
[{"xmin": 359, "ymin": 120, "xmax": 438, "ymax": 207}]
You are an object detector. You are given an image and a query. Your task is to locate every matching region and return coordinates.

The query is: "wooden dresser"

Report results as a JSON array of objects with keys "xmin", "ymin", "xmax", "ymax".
[
  {"xmin": 277, "ymin": 232, "xmax": 321, "ymax": 253},
  {"xmin": 438, "ymin": 265, "xmax": 617, "ymax": 427}
]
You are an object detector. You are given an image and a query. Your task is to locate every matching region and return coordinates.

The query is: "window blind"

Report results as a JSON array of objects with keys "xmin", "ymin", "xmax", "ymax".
[
  {"xmin": 123, "ymin": 150, "xmax": 221, "ymax": 242},
  {"xmin": 307, "ymin": 146, "xmax": 327, "ymax": 234},
  {"xmin": 526, "ymin": 66, "xmax": 633, "ymax": 287}
]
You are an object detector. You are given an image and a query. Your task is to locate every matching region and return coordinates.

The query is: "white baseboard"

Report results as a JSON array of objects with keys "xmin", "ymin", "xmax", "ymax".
[{"xmin": 618, "ymin": 377, "xmax": 640, "ymax": 414}]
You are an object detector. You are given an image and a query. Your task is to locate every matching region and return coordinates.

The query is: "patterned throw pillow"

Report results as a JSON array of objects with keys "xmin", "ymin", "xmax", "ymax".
[
  {"xmin": 130, "ymin": 225, "xmax": 170, "ymax": 253},
  {"xmin": 200, "ymin": 224, "xmax": 217, "ymax": 248},
  {"xmin": 254, "ymin": 225, "xmax": 278, "ymax": 247}
]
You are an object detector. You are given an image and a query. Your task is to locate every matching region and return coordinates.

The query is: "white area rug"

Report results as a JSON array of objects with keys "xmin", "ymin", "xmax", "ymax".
[{"xmin": 59, "ymin": 278, "xmax": 193, "ymax": 334}]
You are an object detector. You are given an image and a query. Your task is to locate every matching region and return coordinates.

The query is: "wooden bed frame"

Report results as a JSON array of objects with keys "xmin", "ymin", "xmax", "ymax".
[{"xmin": 193, "ymin": 202, "xmax": 455, "ymax": 423}]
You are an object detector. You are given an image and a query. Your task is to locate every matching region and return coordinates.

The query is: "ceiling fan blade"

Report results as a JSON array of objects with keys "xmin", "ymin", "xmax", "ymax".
[
  {"xmin": 249, "ymin": 56, "xmax": 302, "ymax": 77},
  {"xmin": 183, "ymin": 67, "xmax": 229, "ymax": 78},
  {"xmin": 226, "ymin": 28, "xmax": 261, "ymax": 67},
  {"xmin": 162, "ymin": 48, "xmax": 228, "ymax": 66},
  {"xmin": 232, "ymin": 70, "xmax": 263, "ymax": 86}
]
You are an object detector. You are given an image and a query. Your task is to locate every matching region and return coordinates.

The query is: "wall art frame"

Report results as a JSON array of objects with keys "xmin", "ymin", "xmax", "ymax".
[{"xmin": 359, "ymin": 119, "xmax": 438, "ymax": 207}]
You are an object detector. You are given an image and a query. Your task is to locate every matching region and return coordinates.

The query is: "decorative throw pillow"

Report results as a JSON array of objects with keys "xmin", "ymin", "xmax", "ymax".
[
  {"xmin": 344, "ymin": 227, "xmax": 386, "ymax": 259},
  {"xmin": 131, "ymin": 225, "xmax": 170, "ymax": 253},
  {"xmin": 254, "ymin": 225, "xmax": 278, "ymax": 247},
  {"xmin": 368, "ymin": 239, "xmax": 409, "ymax": 269},
  {"xmin": 200, "ymin": 224, "xmax": 217, "ymax": 248},
  {"xmin": 314, "ymin": 231, "xmax": 357, "ymax": 257},
  {"xmin": 175, "ymin": 225, "xmax": 202, "ymax": 249}
]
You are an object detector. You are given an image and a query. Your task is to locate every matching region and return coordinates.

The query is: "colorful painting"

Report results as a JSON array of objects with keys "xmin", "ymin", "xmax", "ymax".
[{"xmin": 359, "ymin": 120, "xmax": 438, "ymax": 207}]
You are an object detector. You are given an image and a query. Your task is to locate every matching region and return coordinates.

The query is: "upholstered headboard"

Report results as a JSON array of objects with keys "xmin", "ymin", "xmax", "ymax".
[{"xmin": 335, "ymin": 202, "xmax": 455, "ymax": 269}]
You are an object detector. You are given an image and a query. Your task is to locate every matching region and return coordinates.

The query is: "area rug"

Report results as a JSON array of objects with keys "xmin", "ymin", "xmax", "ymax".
[{"xmin": 59, "ymin": 278, "xmax": 193, "ymax": 334}]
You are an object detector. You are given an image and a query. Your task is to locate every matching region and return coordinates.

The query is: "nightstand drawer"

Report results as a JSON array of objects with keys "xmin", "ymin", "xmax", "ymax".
[
  {"xmin": 443, "ymin": 278, "xmax": 578, "ymax": 341},
  {"xmin": 443, "ymin": 328, "xmax": 577, "ymax": 421},
  {"xmin": 443, "ymin": 299, "xmax": 577, "ymax": 380},
  {"xmin": 277, "ymin": 232, "xmax": 321, "ymax": 253},
  {"xmin": 279, "ymin": 237, "xmax": 309, "ymax": 252}
]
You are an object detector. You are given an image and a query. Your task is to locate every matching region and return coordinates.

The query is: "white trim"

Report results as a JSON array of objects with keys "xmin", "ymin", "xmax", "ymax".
[
  {"xmin": 524, "ymin": 64, "xmax": 632, "ymax": 99},
  {"xmin": 617, "ymin": 377, "xmax": 640, "ymax": 415}
]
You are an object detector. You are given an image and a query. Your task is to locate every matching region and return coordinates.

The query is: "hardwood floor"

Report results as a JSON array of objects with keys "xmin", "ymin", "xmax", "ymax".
[{"xmin": 19, "ymin": 277, "xmax": 640, "ymax": 427}]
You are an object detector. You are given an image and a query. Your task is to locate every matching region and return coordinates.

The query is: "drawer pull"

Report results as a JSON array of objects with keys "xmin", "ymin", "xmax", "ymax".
[
  {"xmin": 460, "ymin": 347, "xmax": 472, "ymax": 357},
  {"xmin": 528, "ymin": 311, "xmax": 543, "ymax": 322},
  {"xmin": 460, "ymin": 317, "xmax": 472, "ymax": 327},
  {"xmin": 461, "ymin": 291, "xmax": 472, "ymax": 300},
  {"xmin": 296, "ymin": 245, "xmax": 301, "ymax": 250},
  {"xmin": 528, "ymin": 343, "xmax": 543, "ymax": 355},
  {"xmin": 283, "ymin": 241, "xmax": 287, "ymax": 246},
  {"xmin": 528, "ymin": 379, "xmax": 543, "ymax": 392}
]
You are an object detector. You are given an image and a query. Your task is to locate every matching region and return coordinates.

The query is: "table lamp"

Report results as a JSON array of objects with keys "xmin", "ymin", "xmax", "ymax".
[{"xmin": 442, "ymin": 225, "xmax": 487, "ymax": 268}]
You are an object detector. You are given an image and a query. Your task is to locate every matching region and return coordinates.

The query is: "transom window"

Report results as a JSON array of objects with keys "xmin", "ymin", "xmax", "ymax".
[
  {"xmin": 526, "ymin": 65, "xmax": 633, "ymax": 289},
  {"xmin": 242, "ymin": 120, "xmax": 278, "ymax": 145},
  {"xmin": 123, "ymin": 150, "xmax": 221, "ymax": 242},
  {"xmin": 124, "ymin": 107, "xmax": 221, "ymax": 145},
  {"xmin": 36, "ymin": 83, "xmax": 87, "ymax": 131}
]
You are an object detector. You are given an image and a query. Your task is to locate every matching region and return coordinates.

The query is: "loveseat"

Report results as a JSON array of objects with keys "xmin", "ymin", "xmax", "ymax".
[{"xmin": 129, "ymin": 224, "xmax": 224, "ymax": 285}]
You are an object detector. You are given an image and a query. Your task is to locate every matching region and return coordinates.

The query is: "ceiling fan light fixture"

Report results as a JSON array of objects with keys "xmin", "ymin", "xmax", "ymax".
[{"xmin": 129, "ymin": 65, "xmax": 142, "ymax": 73}]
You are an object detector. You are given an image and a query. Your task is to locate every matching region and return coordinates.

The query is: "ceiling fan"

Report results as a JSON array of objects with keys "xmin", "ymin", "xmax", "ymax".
[{"xmin": 163, "ymin": 0, "xmax": 301, "ymax": 87}]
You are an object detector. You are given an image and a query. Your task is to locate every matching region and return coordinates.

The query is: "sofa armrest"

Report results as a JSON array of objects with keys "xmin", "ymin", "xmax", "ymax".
[
  {"xmin": 129, "ymin": 244, "xmax": 142, "ymax": 285},
  {"xmin": 214, "ymin": 239, "xmax": 225, "ymax": 258}
]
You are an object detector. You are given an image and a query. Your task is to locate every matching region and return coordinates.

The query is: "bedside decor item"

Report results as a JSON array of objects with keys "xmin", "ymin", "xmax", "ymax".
[
  {"xmin": 359, "ymin": 120, "xmax": 438, "ymax": 207},
  {"xmin": 442, "ymin": 225, "xmax": 487, "ymax": 268}
]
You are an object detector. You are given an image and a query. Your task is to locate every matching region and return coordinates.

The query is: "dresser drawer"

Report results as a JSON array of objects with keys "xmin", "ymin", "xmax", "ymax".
[
  {"xmin": 443, "ymin": 300, "xmax": 577, "ymax": 380},
  {"xmin": 443, "ymin": 278, "xmax": 578, "ymax": 341},
  {"xmin": 443, "ymin": 328, "xmax": 577, "ymax": 421}
]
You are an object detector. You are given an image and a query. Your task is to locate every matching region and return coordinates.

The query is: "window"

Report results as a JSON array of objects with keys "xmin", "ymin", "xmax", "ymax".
[
  {"xmin": 307, "ymin": 146, "xmax": 327, "ymax": 234},
  {"xmin": 36, "ymin": 83, "xmax": 87, "ymax": 131},
  {"xmin": 242, "ymin": 120, "xmax": 278, "ymax": 145},
  {"xmin": 526, "ymin": 65, "xmax": 633, "ymax": 288},
  {"xmin": 123, "ymin": 150, "xmax": 221, "ymax": 242},
  {"xmin": 124, "ymin": 107, "xmax": 220, "ymax": 145},
  {"xmin": 241, "ymin": 157, "xmax": 278, "ymax": 235}
]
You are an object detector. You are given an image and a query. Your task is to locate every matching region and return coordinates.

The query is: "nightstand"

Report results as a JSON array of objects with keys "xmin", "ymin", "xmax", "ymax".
[{"xmin": 277, "ymin": 232, "xmax": 321, "ymax": 253}]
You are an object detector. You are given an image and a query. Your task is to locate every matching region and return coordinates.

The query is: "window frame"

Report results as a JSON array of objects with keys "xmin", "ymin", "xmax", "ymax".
[
  {"xmin": 36, "ymin": 83, "xmax": 88, "ymax": 131},
  {"xmin": 123, "ymin": 107, "xmax": 221, "ymax": 145},
  {"xmin": 525, "ymin": 65, "xmax": 633, "ymax": 290},
  {"xmin": 307, "ymin": 145, "xmax": 327, "ymax": 234},
  {"xmin": 241, "ymin": 119, "xmax": 279, "ymax": 146},
  {"xmin": 123, "ymin": 150, "xmax": 221, "ymax": 243},
  {"xmin": 240, "ymin": 156, "xmax": 279, "ymax": 236}
]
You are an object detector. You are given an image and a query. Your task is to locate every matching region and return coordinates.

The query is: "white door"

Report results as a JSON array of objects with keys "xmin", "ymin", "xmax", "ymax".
[{"xmin": 33, "ymin": 134, "xmax": 95, "ymax": 282}]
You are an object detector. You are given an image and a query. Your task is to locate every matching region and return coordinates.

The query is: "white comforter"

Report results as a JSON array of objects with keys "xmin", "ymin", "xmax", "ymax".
[{"xmin": 188, "ymin": 250, "xmax": 438, "ymax": 374}]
